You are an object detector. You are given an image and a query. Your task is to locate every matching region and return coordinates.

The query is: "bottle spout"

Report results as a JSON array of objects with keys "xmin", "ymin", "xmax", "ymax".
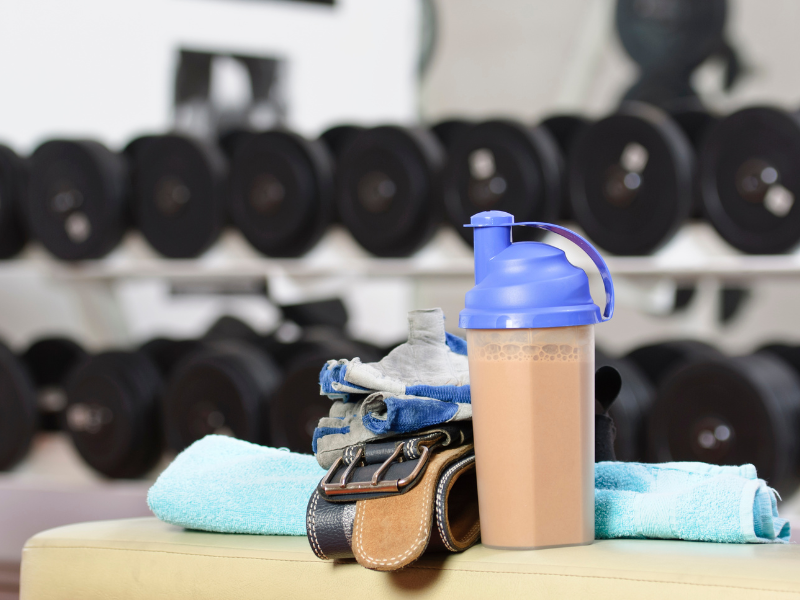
[{"xmin": 470, "ymin": 211, "xmax": 513, "ymax": 285}]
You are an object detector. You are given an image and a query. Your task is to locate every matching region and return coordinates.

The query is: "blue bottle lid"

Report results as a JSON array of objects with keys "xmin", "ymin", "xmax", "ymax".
[{"xmin": 460, "ymin": 211, "xmax": 614, "ymax": 329}]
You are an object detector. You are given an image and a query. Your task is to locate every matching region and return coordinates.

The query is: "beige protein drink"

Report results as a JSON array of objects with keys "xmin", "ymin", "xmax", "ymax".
[
  {"xmin": 467, "ymin": 326, "xmax": 594, "ymax": 549},
  {"xmin": 460, "ymin": 211, "xmax": 614, "ymax": 550}
]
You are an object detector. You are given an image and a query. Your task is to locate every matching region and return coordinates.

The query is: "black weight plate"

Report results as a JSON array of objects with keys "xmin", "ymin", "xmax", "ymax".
[
  {"xmin": 21, "ymin": 337, "xmax": 88, "ymax": 431},
  {"xmin": 163, "ymin": 340, "xmax": 281, "ymax": 450},
  {"xmin": 626, "ymin": 339, "xmax": 722, "ymax": 386},
  {"xmin": 444, "ymin": 120, "xmax": 561, "ymax": 246},
  {"xmin": 670, "ymin": 109, "xmax": 719, "ymax": 151},
  {"xmin": 430, "ymin": 119, "xmax": 472, "ymax": 150},
  {"xmin": 319, "ymin": 125, "xmax": 364, "ymax": 160},
  {"xmin": 569, "ymin": 102, "xmax": 694, "ymax": 255},
  {"xmin": 338, "ymin": 126, "xmax": 444, "ymax": 257},
  {"xmin": 540, "ymin": 115, "xmax": 591, "ymax": 221},
  {"xmin": 218, "ymin": 129, "xmax": 256, "ymax": 161},
  {"xmin": 596, "ymin": 353, "xmax": 655, "ymax": 462},
  {"xmin": 131, "ymin": 135, "xmax": 227, "ymax": 258},
  {"xmin": 651, "ymin": 354, "xmax": 800, "ymax": 495},
  {"xmin": 670, "ymin": 109, "xmax": 720, "ymax": 217},
  {"xmin": 268, "ymin": 338, "xmax": 382, "ymax": 454},
  {"xmin": 268, "ymin": 347, "xmax": 334, "ymax": 454},
  {"xmin": 700, "ymin": 107, "xmax": 800, "ymax": 254},
  {"xmin": 616, "ymin": 0, "xmax": 727, "ymax": 72},
  {"xmin": 203, "ymin": 315, "xmax": 261, "ymax": 343},
  {"xmin": 279, "ymin": 298, "xmax": 348, "ymax": 330},
  {"xmin": 64, "ymin": 351, "xmax": 163, "ymax": 478},
  {"xmin": 229, "ymin": 130, "xmax": 334, "ymax": 257},
  {"xmin": 319, "ymin": 126, "xmax": 364, "ymax": 224},
  {"xmin": 0, "ymin": 144, "xmax": 29, "ymax": 258},
  {"xmin": 0, "ymin": 341, "xmax": 37, "ymax": 470},
  {"xmin": 28, "ymin": 140, "xmax": 128, "ymax": 260},
  {"xmin": 758, "ymin": 343, "xmax": 800, "ymax": 376},
  {"xmin": 139, "ymin": 337, "xmax": 205, "ymax": 378}
]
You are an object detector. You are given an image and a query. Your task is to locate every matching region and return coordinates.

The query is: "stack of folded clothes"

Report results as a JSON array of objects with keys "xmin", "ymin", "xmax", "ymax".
[
  {"xmin": 148, "ymin": 308, "xmax": 790, "ymax": 574},
  {"xmin": 313, "ymin": 308, "xmax": 471, "ymax": 468}
]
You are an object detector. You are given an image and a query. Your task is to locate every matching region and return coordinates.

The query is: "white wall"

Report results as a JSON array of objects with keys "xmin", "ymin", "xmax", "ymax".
[
  {"xmin": 422, "ymin": 0, "xmax": 800, "ymax": 122},
  {"xmin": 0, "ymin": 0, "xmax": 421, "ymax": 152}
]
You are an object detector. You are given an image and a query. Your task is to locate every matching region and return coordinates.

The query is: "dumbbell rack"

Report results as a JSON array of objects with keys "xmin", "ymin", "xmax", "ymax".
[
  {"xmin": 5, "ymin": 220, "xmax": 800, "ymax": 347},
  {"xmin": 3, "ymin": 219, "xmax": 800, "ymax": 574}
]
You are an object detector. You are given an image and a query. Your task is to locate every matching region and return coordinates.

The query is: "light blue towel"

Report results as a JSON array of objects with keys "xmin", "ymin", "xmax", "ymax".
[
  {"xmin": 149, "ymin": 436, "xmax": 791, "ymax": 543},
  {"xmin": 147, "ymin": 435, "xmax": 326, "ymax": 536},
  {"xmin": 596, "ymin": 461, "xmax": 790, "ymax": 543}
]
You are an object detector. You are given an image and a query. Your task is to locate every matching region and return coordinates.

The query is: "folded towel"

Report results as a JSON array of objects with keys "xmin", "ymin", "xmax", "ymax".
[
  {"xmin": 149, "ymin": 436, "xmax": 790, "ymax": 544},
  {"xmin": 314, "ymin": 308, "xmax": 472, "ymax": 468},
  {"xmin": 148, "ymin": 435, "xmax": 325, "ymax": 536},
  {"xmin": 596, "ymin": 462, "xmax": 790, "ymax": 543}
]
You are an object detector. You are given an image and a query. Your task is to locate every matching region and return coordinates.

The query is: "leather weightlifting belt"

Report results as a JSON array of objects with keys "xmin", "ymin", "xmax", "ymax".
[{"xmin": 306, "ymin": 424, "xmax": 480, "ymax": 571}]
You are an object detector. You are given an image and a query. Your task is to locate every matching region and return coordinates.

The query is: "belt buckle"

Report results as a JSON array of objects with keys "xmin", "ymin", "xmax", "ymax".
[{"xmin": 321, "ymin": 436, "xmax": 439, "ymax": 497}]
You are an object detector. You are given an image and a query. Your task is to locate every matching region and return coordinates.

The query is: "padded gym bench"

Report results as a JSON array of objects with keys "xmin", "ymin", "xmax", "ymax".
[{"xmin": 19, "ymin": 517, "xmax": 800, "ymax": 599}]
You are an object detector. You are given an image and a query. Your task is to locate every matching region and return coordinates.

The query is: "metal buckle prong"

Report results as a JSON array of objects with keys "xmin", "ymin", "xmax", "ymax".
[
  {"xmin": 371, "ymin": 443, "xmax": 404, "ymax": 486},
  {"xmin": 338, "ymin": 447, "xmax": 364, "ymax": 486},
  {"xmin": 321, "ymin": 457, "xmax": 344, "ymax": 487},
  {"xmin": 397, "ymin": 444, "xmax": 432, "ymax": 488}
]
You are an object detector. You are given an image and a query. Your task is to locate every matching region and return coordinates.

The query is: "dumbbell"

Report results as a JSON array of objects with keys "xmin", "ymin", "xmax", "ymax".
[
  {"xmin": 0, "ymin": 337, "xmax": 88, "ymax": 471},
  {"xmin": 0, "ymin": 143, "xmax": 30, "ymax": 258},
  {"xmin": 263, "ymin": 299, "xmax": 383, "ymax": 454},
  {"xmin": 626, "ymin": 339, "xmax": 723, "ymax": 388},
  {"xmin": 650, "ymin": 351, "xmax": 800, "ymax": 496},
  {"xmin": 319, "ymin": 125, "xmax": 364, "ymax": 162},
  {"xmin": 127, "ymin": 134, "xmax": 227, "ymax": 258},
  {"xmin": 162, "ymin": 316, "xmax": 282, "ymax": 450},
  {"xmin": 669, "ymin": 109, "xmax": 720, "ymax": 218},
  {"xmin": 0, "ymin": 342, "xmax": 38, "ymax": 471},
  {"xmin": 28, "ymin": 140, "xmax": 129, "ymax": 260},
  {"xmin": 699, "ymin": 106, "xmax": 800, "ymax": 254},
  {"xmin": 20, "ymin": 337, "xmax": 88, "ymax": 431},
  {"xmin": 569, "ymin": 102, "xmax": 697, "ymax": 255},
  {"xmin": 596, "ymin": 349, "xmax": 655, "ymax": 462},
  {"xmin": 430, "ymin": 119, "xmax": 472, "ymax": 151},
  {"xmin": 337, "ymin": 126, "xmax": 445, "ymax": 256},
  {"xmin": 443, "ymin": 119, "xmax": 561, "ymax": 245},
  {"xmin": 228, "ymin": 129, "xmax": 335, "ymax": 257},
  {"xmin": 64, "ymin": 351, "xmax": 164, "ymax": 478},
  {"xmin": 139, "ymin": 337, "xmax": 206, "ymax": 380},
  {"xmin": 540, "ymin": 115, "xmax": 591, "ymax": 222}
]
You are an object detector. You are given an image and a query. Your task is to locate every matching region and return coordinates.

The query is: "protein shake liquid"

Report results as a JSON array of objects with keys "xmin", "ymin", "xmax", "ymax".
[
  {"xmin": 467, "ymin": 326, "xmax": 594, "ymax": 548},
  {"xmin": 460, "ymin": 211, "xmax": 614, "ymax": 550}
]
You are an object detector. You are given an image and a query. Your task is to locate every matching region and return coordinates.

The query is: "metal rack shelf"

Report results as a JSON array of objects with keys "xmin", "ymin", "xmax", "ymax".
[{"xmin": 3, "ymin": 223, "xmax": 800, "ymax": 283}]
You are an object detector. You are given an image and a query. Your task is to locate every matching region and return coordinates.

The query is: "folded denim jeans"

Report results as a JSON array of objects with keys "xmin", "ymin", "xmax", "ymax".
[{"xmin": 313, "ymin": 308, "xmax": 471, "ymax": 468}]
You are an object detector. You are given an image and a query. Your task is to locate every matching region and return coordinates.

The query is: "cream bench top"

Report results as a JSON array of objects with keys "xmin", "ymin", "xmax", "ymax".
[{"xmin": 20, "ymin": 517, "xmax": 800, "ymax": 599}]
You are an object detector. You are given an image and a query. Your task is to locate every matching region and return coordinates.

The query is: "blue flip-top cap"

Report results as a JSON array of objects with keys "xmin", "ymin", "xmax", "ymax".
[{"xmin": 460, "ymin": 211, "xmax": 615, "ymax": 329}]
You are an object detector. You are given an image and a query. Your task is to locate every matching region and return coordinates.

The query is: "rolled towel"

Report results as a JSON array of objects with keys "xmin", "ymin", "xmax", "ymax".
[
  {"xmin": 148, "ymin": 435, "xmax": 325, "ymax": 536},
  {"xmin": 596, "ymin": 461, "xmax": 790, "ymax": 543}
]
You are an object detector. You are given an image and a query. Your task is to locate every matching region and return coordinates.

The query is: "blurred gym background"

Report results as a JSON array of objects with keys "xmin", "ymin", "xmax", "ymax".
[{"xmin": 3, "ymin": 0, "xmax": 800, "ymax": 596}]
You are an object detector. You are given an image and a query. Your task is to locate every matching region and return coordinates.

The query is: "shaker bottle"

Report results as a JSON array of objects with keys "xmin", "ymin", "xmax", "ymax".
[{"xmin": 460, "ymin": 210, "xmax": 614, "ymax": 550}]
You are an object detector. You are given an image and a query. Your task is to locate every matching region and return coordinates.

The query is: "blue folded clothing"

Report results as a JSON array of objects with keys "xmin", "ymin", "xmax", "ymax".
[
  {"xmin": 150, "ymin": 436, "xmax": 790, "ymax": 544},
  {"xmin": 314, "ymin": 308, "xmax": 472, "ymax": 468},
  {"xmin": 148, "ymin": 435, "xmax": 325, "ymax": 536},
  {"xmin": 596, "ymin": 461, "xmax": 790, "ymax": 543}
]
